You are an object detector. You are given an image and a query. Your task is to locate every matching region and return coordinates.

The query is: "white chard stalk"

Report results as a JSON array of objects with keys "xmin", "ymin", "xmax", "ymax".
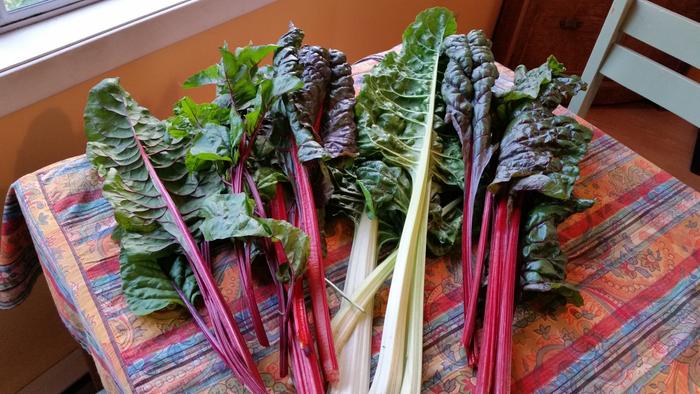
[
  {"xmin": 369, "ymin": 151, "xmax": 434, "ymax": 394},
  {"xmin": 330, "ymin": 212, "xmax": 379, "ymax": 394},
  {"xmin": 400, "ymin": 197, "xmax": 429, "ymax": 394},
  {"xmin": 332, "ymin": 249, "xmax": 397, "ymax": 351},
  {"xmin": 351, "ymin": 8, "xmax": 457, "ymax": 394}
]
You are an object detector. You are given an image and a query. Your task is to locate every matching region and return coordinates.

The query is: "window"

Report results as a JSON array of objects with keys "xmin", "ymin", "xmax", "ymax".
[
  {"xmin": 0, "ymin": 0, "xmax": 99, "ymax": 31},
  {"xmin": 0, "ymin": 0, "xmax": 274, "ymax": 116}
]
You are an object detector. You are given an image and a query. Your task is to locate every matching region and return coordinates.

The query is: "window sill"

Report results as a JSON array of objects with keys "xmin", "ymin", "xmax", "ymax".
[{"xmin": 0, "ymin": 0, "xmax": 274, "ymax": 117}]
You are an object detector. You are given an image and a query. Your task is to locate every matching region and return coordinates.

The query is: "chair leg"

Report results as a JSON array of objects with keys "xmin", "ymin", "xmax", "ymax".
[{"xmin": 691, "ymin": 128, "xmax": 700, "ymax": 175}]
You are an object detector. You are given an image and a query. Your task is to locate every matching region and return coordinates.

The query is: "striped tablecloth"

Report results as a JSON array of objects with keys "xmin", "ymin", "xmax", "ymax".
[{"xmin": 2, "ymin": 54, "xmax": 699, "ymax": 393}]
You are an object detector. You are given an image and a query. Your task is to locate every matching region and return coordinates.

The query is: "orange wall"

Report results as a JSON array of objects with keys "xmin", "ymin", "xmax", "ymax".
[
  {"xmin": 0, "ymin": 0, "xmax": 501, "ymax": 198},
  {"xmin": 0, "ymin": 1, "xmax": 501, "ymax": 392}
]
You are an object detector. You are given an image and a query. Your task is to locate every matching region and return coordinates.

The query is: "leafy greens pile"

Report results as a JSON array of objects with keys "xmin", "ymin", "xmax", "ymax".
[
  {"xmin": 329, "ymin": 8, "xmax": 594, "ymax": 394},
  {"xmin": 84, "ymin": 7, "xmax": 594, "ymax": 394},
  {"xmin": 85, "ymin": 24, "xmax": 359, "ymax": 393}
]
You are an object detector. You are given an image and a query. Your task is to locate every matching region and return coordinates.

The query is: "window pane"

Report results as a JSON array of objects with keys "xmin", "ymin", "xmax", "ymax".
[{"xmin": 5, "ymin": 0, "xmax": 46, "ymax": 11}]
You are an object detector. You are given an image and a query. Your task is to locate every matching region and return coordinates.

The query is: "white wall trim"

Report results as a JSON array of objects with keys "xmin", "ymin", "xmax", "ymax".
[{"xmin": 0, "ymin": 0, "xmax": 275, "ymax": 117}]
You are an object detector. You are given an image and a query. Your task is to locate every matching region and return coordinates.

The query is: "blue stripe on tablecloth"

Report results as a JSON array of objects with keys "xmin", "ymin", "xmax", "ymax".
[{"xmin": 541, "ymin": 265, "xmax": 700, "ymax": 392}]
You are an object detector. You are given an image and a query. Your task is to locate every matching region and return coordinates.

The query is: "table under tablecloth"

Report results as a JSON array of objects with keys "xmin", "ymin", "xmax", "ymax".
[{"xmin": 1, "ymin": 53, "xmax": 699, "ymax": 393}]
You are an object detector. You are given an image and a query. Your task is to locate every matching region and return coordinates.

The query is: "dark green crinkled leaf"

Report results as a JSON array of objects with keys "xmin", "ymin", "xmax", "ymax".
[
  {"xmin": 328, "ymin": 160, "xmax": 410, "ymax": 222},
  {"xmin": 521, "ymin": 197, "xmax": 594, "ymax": 306},
  {"xmin": 321, "ymin": 49, "xmax": 357, "ymax": 159},
  {"xmin": 85, "ymin": 78, "xmax": 221, "ymax": 315},
  {"xmin": 465, "ymin": 29, "xmax": 499, "ymax": 215},
  {"xmin": 440, "ymin": 34, "xmax": 473, "ymax": 144},
  {"xmin": 273, "ymin": 25, "xmax": 328, "ymax": 162},
  {"xmin": 298, "ymin": 45, "xmax": 332, "ymax": 130},
  {"xmin": 488, "ymin": 108, "xmax": 593, "ymax": 200},
  {"xmin": 327, "ymin": 167, "xmax": 365, "ymax": 220},
  {"xmin": 488, "ymin": 57, "xmax": 594, "ymax": 307},
  {"xmin": 426, "ymin": 187, "xmax": 462, "ymax": 256},
  {"xmin": 356, "ymin": 161, "xmax": 410, "ymax": 216},
  {"xmin": 432, "ymin": 133, "xmax": 465, "ymax": 189}
]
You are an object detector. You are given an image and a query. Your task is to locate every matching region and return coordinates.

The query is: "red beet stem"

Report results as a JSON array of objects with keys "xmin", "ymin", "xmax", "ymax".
[
  {"xmin": 461, "ymin": 141, "xmax": 474, "ymax": 328},
  {"xmin": 174, "ymin": 285, "xmax": 228, "ymax": 364},
  {"xmin": 462, "ymin": 192, "xmax": 494, "ymax": 350},
  {"xmin": 494, "ymin": 196, "xmax": 522, "ymax": 394},
  {"xmin": 289, "ymin": 312, "xmax": 325, "ymax": 393},
  {"xmin": 132, "ymin": 131, "xmax": 265, "ymax": 393},
  {"xmin": 230, "ymin": 156, "xmax": 269, "ymax": 347},
  {"xmin": 475, "ymin": 195, "xmax": 508, "ymax": 394},
  {"xmin": 292, "ymin": 279, "xmax": 313, "ymax": 354},
  {"xmin": 288, "ymin": 139, "xmax": 339, "ymax": 382},
  {"xmin": 269, "ymin": 185, "xmax": 293, "ymax": 376}
]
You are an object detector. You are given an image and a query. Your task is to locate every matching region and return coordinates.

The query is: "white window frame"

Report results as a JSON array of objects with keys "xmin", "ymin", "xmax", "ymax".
[
  {"xmin": 0, "ymin": 0, "xmax": 275, "ymax": 117},
  {"xmin": 0, "ymin": 0, "xmax": 100, "ymax": 32}
]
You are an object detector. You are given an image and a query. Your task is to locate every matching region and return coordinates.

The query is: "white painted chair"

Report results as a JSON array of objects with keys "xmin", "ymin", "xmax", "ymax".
[{"xmin": 569, "ymin": 0, "xmax": 700, "ymax": 128}]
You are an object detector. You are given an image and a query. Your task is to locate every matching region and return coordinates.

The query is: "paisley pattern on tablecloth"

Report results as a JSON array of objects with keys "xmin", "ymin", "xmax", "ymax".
[{"xmin": 1, "ymin": 53, "xmax": 699, "ymax": 393}]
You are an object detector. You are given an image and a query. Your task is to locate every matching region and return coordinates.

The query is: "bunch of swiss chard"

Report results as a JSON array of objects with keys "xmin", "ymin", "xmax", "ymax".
[
  {"xmin": 84, "ymin": 6, "xmax": 595, "ymax": 393},
  {"xmin": 328, "ymin": 7, "xmax": 594, "ymax": 394},
  {"xmin": 84, "ymin": 24, "xmax": 359, "ymax": 393}
]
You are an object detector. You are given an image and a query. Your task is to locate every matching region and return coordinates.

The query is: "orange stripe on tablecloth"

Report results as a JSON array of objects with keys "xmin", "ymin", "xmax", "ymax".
[
  {"xmin": 559, "ymin": 171, "xmax": 672, "ymax": 243},
  {"xmin": 515, "ymin": 246, "xmax": 700, "ymax": 392}
]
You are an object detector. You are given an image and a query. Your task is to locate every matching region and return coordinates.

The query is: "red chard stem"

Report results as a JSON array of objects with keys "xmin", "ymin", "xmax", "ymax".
[
  {"xmin": 494, "ymin": 195, "xmax": 522, "ymax": 394},
  {"xmin": 288, "ymin": 139, "xmax": 340, "ymax": 382},
  {"xmin": 475, "ymin": 195, "xmax": 507, "ymax": 394}
]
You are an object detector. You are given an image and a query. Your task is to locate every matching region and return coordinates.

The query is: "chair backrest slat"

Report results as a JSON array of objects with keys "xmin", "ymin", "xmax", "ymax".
[
  {"xmin": 623, "ymin": 0, "xmax": 700, "ymax": 68},
  {"xmin": 569, "ymin": 0, "xmax": 700, "ymax": 127},
  {"xmin": 601, "ymin": 44, "xmax": 700, "ymax": 127},
  {"xmin": 568, "ymin": 0, "xmax": 636, "ymax": 116}
]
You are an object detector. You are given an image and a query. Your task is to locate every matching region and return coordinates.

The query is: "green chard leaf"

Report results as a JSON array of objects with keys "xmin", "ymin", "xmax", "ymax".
[
  {"xmin": 497, "ymin": 55, "xmax": 587, "ymax": 118},
  {"xmin": 328, "ymin": 160, "xmax": 410, "ymax": 221},
  {"xmin": 253, "ymin": 167, "xmax": 288, "ymax": 201},
  {"xmin": 85, "ymin": 78, "xmax": 222, "ymax": 315},
  {"xmin": 490, "ymin": 57, "xmax": 595, "ymax": 307},
  {"xmin": 489, "ymin": 58, "xmax": 593, "ymax": 200},
  {"xmin": 355, "ymin": 7, "xmax": 457, "ymax": 392},
  {"xmin": 431, "ymin": 132, "xmax": 465, "ymax": 189},
  {"xmin": 167, "ymin": 96, "xmax": 229, "ymax": 138},
  {"xmin": 200, "ymin": 193, "xmax": 309, "ymax": 279},
  {"xmin": 521, "ymin": 197, "xmax": 594, "ymax": 306},
  {"xmin": 187, "ymin": 123, "xmax": 233, "ymax": 169}
]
